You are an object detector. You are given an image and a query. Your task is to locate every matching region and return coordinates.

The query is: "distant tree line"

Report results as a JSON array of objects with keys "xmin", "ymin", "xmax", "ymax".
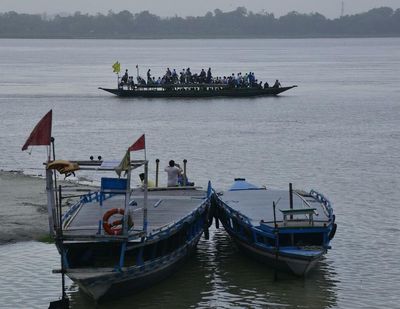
[{"xmin": 0, "ymin": 7, "xmax": 399, "ymax": 38}]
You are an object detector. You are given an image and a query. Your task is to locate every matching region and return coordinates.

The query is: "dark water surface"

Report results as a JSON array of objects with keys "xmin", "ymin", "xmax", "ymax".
[{"xmin": 0, "ymin": 38, "xmax": 399, "ymax": 308}]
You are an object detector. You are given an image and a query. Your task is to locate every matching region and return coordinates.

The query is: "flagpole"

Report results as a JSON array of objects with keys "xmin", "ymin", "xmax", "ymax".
[
  {"xmin": 51, "ymin": 137, "xmax": 59, "ymax": 230},
  {"xmin": 143, "ymin": 160, "xmax": 148, "ymax": 235}
]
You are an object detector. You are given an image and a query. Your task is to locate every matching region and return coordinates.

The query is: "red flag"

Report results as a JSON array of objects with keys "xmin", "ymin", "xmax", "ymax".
[
  {"xmin": 128, "ymin": 134, "xmax": 145, "ymax": 151},
  {"xmin": 22, "ymin": 110, "xmax": 52, "ymax": 151}
]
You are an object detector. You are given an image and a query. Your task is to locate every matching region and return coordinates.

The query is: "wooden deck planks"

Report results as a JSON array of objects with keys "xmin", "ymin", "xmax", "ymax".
[
  {"xmin": 66, "ymin": 189, "xmax": 207, "ymax": 235},
  {"xmin": 220, "ymin": 189, "xmax": 329, "ymax": 223}
]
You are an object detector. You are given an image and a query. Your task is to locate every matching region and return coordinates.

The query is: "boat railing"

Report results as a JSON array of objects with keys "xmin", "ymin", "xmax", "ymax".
[
  {"xmin": 310, "ymin": 190, "xmax": 332, "ymax": 217},
  {"xmin": 294, "ymin": 191, "xmax": 319, "ymax": 216},
  {"xmin": 62, "ymin": 191, "xmax": 115, "ymax": 227},
  {"xmin": 221, "ymin": 203, "xmax": 252, "ymax": 226},
  {"xmin": 149, "ymin": 197, "xmax": 208, "ymax": 238},
  {"xmin": 280, "ymin": 208, "xmax": 317, "ymax": 227}
]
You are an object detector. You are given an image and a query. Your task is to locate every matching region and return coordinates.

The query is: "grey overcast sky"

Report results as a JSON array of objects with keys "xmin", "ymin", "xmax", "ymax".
[{"xmin": 1, "ymin": 0, "xmax": 400, "ymax": 18}]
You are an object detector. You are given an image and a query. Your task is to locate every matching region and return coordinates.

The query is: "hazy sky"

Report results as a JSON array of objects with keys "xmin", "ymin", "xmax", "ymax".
[{"xmin": 1, "ymin": 0, "xmax": 400, "ymax": 18}]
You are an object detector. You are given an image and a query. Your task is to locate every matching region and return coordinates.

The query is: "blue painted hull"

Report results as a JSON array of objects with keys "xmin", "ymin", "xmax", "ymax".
[
  {"xmin": 67, "ymin": 232, "xmax": 202, "ymax": 301},
  {"xmin": 215, "ymin": 179, "xmax": 335, "ymax": 276}
]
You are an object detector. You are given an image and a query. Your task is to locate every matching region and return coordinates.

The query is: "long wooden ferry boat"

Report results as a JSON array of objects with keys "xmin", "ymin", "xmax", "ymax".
[
  {"xmin": 99, "ymin": 84, "xmax": 297, "ymax": 98},
  {"xmin": 21, "ymin": 111, "xmax": 212, "ymax": 303},
  {"xmin": 214, "ymin": 179, "xmax": 336, "ymax": 276},
  {"xmin": 48, "ymin": 159, "xmax": 212, "ymax": 302}
]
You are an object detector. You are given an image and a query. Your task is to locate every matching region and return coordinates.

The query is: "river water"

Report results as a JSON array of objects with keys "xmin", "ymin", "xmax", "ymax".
[{"xmin": 0, "ymin": 38, "xmax": 399, "ymax": 308}]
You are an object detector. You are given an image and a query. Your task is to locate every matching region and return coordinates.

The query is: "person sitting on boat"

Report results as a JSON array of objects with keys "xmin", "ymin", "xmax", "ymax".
[
  {"xmin": 164, "ymin": 160, "xmax": 183, "ymax": 187},
  {"xmin": 137, "ymin": 76, "xmax": 143, "ymax": 84},
  {"xmin": 121, "ymin": 69, "xmax": 129, "ymax": 83},
  {"xmin": 264, "ymin": 81, "xmax": 269, "ymax": 88},
  {"xmin": 273, "ymin": 79, "xmax": 281, "ymax": 88},
  {"xmin": 139, "ymin": 173, "xmax": 155, "ymax": 188},
  {"xmin": 178, "ymin": 173, "xmax": 194, "ymax": 186}
]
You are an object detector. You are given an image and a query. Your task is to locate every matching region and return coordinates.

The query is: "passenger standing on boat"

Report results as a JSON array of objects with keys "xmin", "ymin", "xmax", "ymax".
[
  {"xmin": 199, "ymin": 69, "xmax": 206, "ymax": 83},
  {"xmin": 172, "ymin": 69, "xmax": 178, "ymax": 83},
  {"xmin": 165, "ymin": 68, "xmax": 172, "ymax": 83},
  {"xmin": 186, "ymin": 68, "xmax": 192, "ymax": 83},
  {"xmin": 122, "ymin": 69, "xmax": 129, "ymax": 83},
  {"xmin": 273, "ymin": 79, "xmax": 281, "ymax": 88},
  {"xmin": 206, "ymin": 68, "xmax": 212, "ymax": 83},
  {"xmin": 128, "ymin": 76, "xmax": 135, "ymax": 89},
  {"xmin": 180, "ymin": 71, "xmax": 185, "ymax": 84},
  {"xmin": 164, "ymin": 160, "xmax": 183, "ymax": 187},
  {"xmin": 147, "ymin": 69, "xmax": 151, "ymax": 84}
]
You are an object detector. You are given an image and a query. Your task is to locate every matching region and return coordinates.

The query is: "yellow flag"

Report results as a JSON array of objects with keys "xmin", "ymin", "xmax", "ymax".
[
  {"xmin": 115, "ymin": 150, "xmax": 130, "ymax": 177},
  {"xmin": 112, "ymin": 61, "xmax": 121, "ymax": 74}
]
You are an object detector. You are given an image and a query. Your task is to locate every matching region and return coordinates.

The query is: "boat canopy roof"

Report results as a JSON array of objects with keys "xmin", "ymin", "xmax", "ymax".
[{"xmin": 229, "ymin": 178, "xmax": 263, "ymax": 191}]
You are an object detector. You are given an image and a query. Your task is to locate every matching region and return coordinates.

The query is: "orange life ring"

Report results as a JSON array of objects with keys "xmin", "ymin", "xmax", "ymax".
[{"xmin": 103, "ymin": 208, "xmax": 131, "ymax": 235}]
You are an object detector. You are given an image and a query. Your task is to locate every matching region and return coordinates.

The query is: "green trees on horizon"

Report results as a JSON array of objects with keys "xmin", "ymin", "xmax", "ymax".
[{"xmin": 0, "ymin": 6, "xmax": 399, "ymax": 38}]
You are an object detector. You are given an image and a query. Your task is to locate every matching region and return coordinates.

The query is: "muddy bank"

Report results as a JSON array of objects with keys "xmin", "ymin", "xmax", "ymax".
[
  {"xmin": 0, "ymin": 171, "xmax": 48, "ymax": 244},
  {"xmin": 0, "ymin": 171, "xmax": 97, "ymax": 244}
]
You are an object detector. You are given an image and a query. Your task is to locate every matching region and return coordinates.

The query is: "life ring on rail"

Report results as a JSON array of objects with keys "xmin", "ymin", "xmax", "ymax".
[{"xmin": 102, "ymin": 208, "xmax": 133, "ymax": 235}]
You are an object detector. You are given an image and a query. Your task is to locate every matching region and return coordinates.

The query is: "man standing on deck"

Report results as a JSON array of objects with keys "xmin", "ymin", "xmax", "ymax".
[
  {"xmin": 147, "ymin": 69, "xmax": 152, "ymax": 84},
  {"xmin": 164, "ymin": 160, "xmax": 182, "ymax": 187}
]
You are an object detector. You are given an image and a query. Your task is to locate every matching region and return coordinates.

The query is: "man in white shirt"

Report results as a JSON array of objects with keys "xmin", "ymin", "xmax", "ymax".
[{"xmin": 164, "ymin": 160, "xmax": 183, "ymax": 187}]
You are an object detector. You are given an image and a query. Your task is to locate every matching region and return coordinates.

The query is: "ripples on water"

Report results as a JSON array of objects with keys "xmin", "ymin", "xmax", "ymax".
[
  {"xmin": 0, "ymin": 38, "xmax": 400, "ymax": 308},
  {"xmin": 0, "ymin": 231, "xmax": 339, "ymax": 309}
]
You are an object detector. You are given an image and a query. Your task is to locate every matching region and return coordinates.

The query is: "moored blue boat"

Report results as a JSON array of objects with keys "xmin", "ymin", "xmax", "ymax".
[
  {"xmin": 20, "ymin": 110, "xmax": 213, "ymax": 303},
  {"xmin": 46, "ymin": 158, "xmax": 213, "ymax": 302},
  {"xmin": 214, "ymin": 178, "xmax": 336, "ymax": 276}
]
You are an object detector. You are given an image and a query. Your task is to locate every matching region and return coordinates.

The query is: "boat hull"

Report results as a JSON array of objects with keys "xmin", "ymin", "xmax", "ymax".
[
  {"xmin": 67, "ymin": 232, "xmax": 202, "ymax": 301},
  {"xmin": 224, "ymin": 227, "xmax": 324, "ymax": 276},
  {"xmin": 99, "ymin": 86, "xmax": 296, "ymax": 98},
  {"xmin": 214, "ymin": 179, "xmax": 335, "ymax": 276}
]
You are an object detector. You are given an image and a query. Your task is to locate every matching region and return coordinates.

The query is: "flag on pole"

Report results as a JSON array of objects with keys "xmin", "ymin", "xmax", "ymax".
[
  {"xmin": 128, "ymin": 134, "xmax": 145, "ymax": 152},
  {"xmin": 115, "ymin": 150, "xmax": 130, "ymax": 177},
  {"xmin": 22, "ymin": 110, "xmax": 52, "ymax": 151},
  {"xmin": 112, "ymin": 61, "xmax": 121, "ymax": 73}
]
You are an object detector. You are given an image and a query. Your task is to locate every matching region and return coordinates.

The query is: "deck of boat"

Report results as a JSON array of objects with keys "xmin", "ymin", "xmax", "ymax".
[
  {"xmin": 218, "ymin": 189, "xmax": 330, "ymax": 226},
  {"xmin": 99, "ymin": 85, "xmax": 296, "ymax": 98},
  {"xmin": 64, "ymin": 187, "xmax": 207, "ymax": 237}
]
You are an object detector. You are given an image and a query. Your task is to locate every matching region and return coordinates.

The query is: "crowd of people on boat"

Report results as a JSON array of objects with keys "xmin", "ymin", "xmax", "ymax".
[{"xmin": 119, "ymin": 67, "xmax": 282, "ymax": 90}]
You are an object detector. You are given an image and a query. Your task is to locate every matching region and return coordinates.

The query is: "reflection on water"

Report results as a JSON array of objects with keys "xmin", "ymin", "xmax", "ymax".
[
  {"xmin": 1, "ymin": 37, "xmax": 400, "ymax": 308},
  {"xmin": 195, "ymin": 229, "xmax": 338, "ymax": 309},
  {"xmin": 0, "ymin": 231, "xmax": 337, "ymax": 308}
]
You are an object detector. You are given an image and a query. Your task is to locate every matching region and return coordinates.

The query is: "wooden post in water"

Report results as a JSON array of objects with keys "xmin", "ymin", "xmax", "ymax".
[
  {"xmin": 183, "ymin": 159, "xmax": 187, "ymax": 186},
  {"xmin": 155, "ymin": 159, "xmax": 159, "ymax": 187}
]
